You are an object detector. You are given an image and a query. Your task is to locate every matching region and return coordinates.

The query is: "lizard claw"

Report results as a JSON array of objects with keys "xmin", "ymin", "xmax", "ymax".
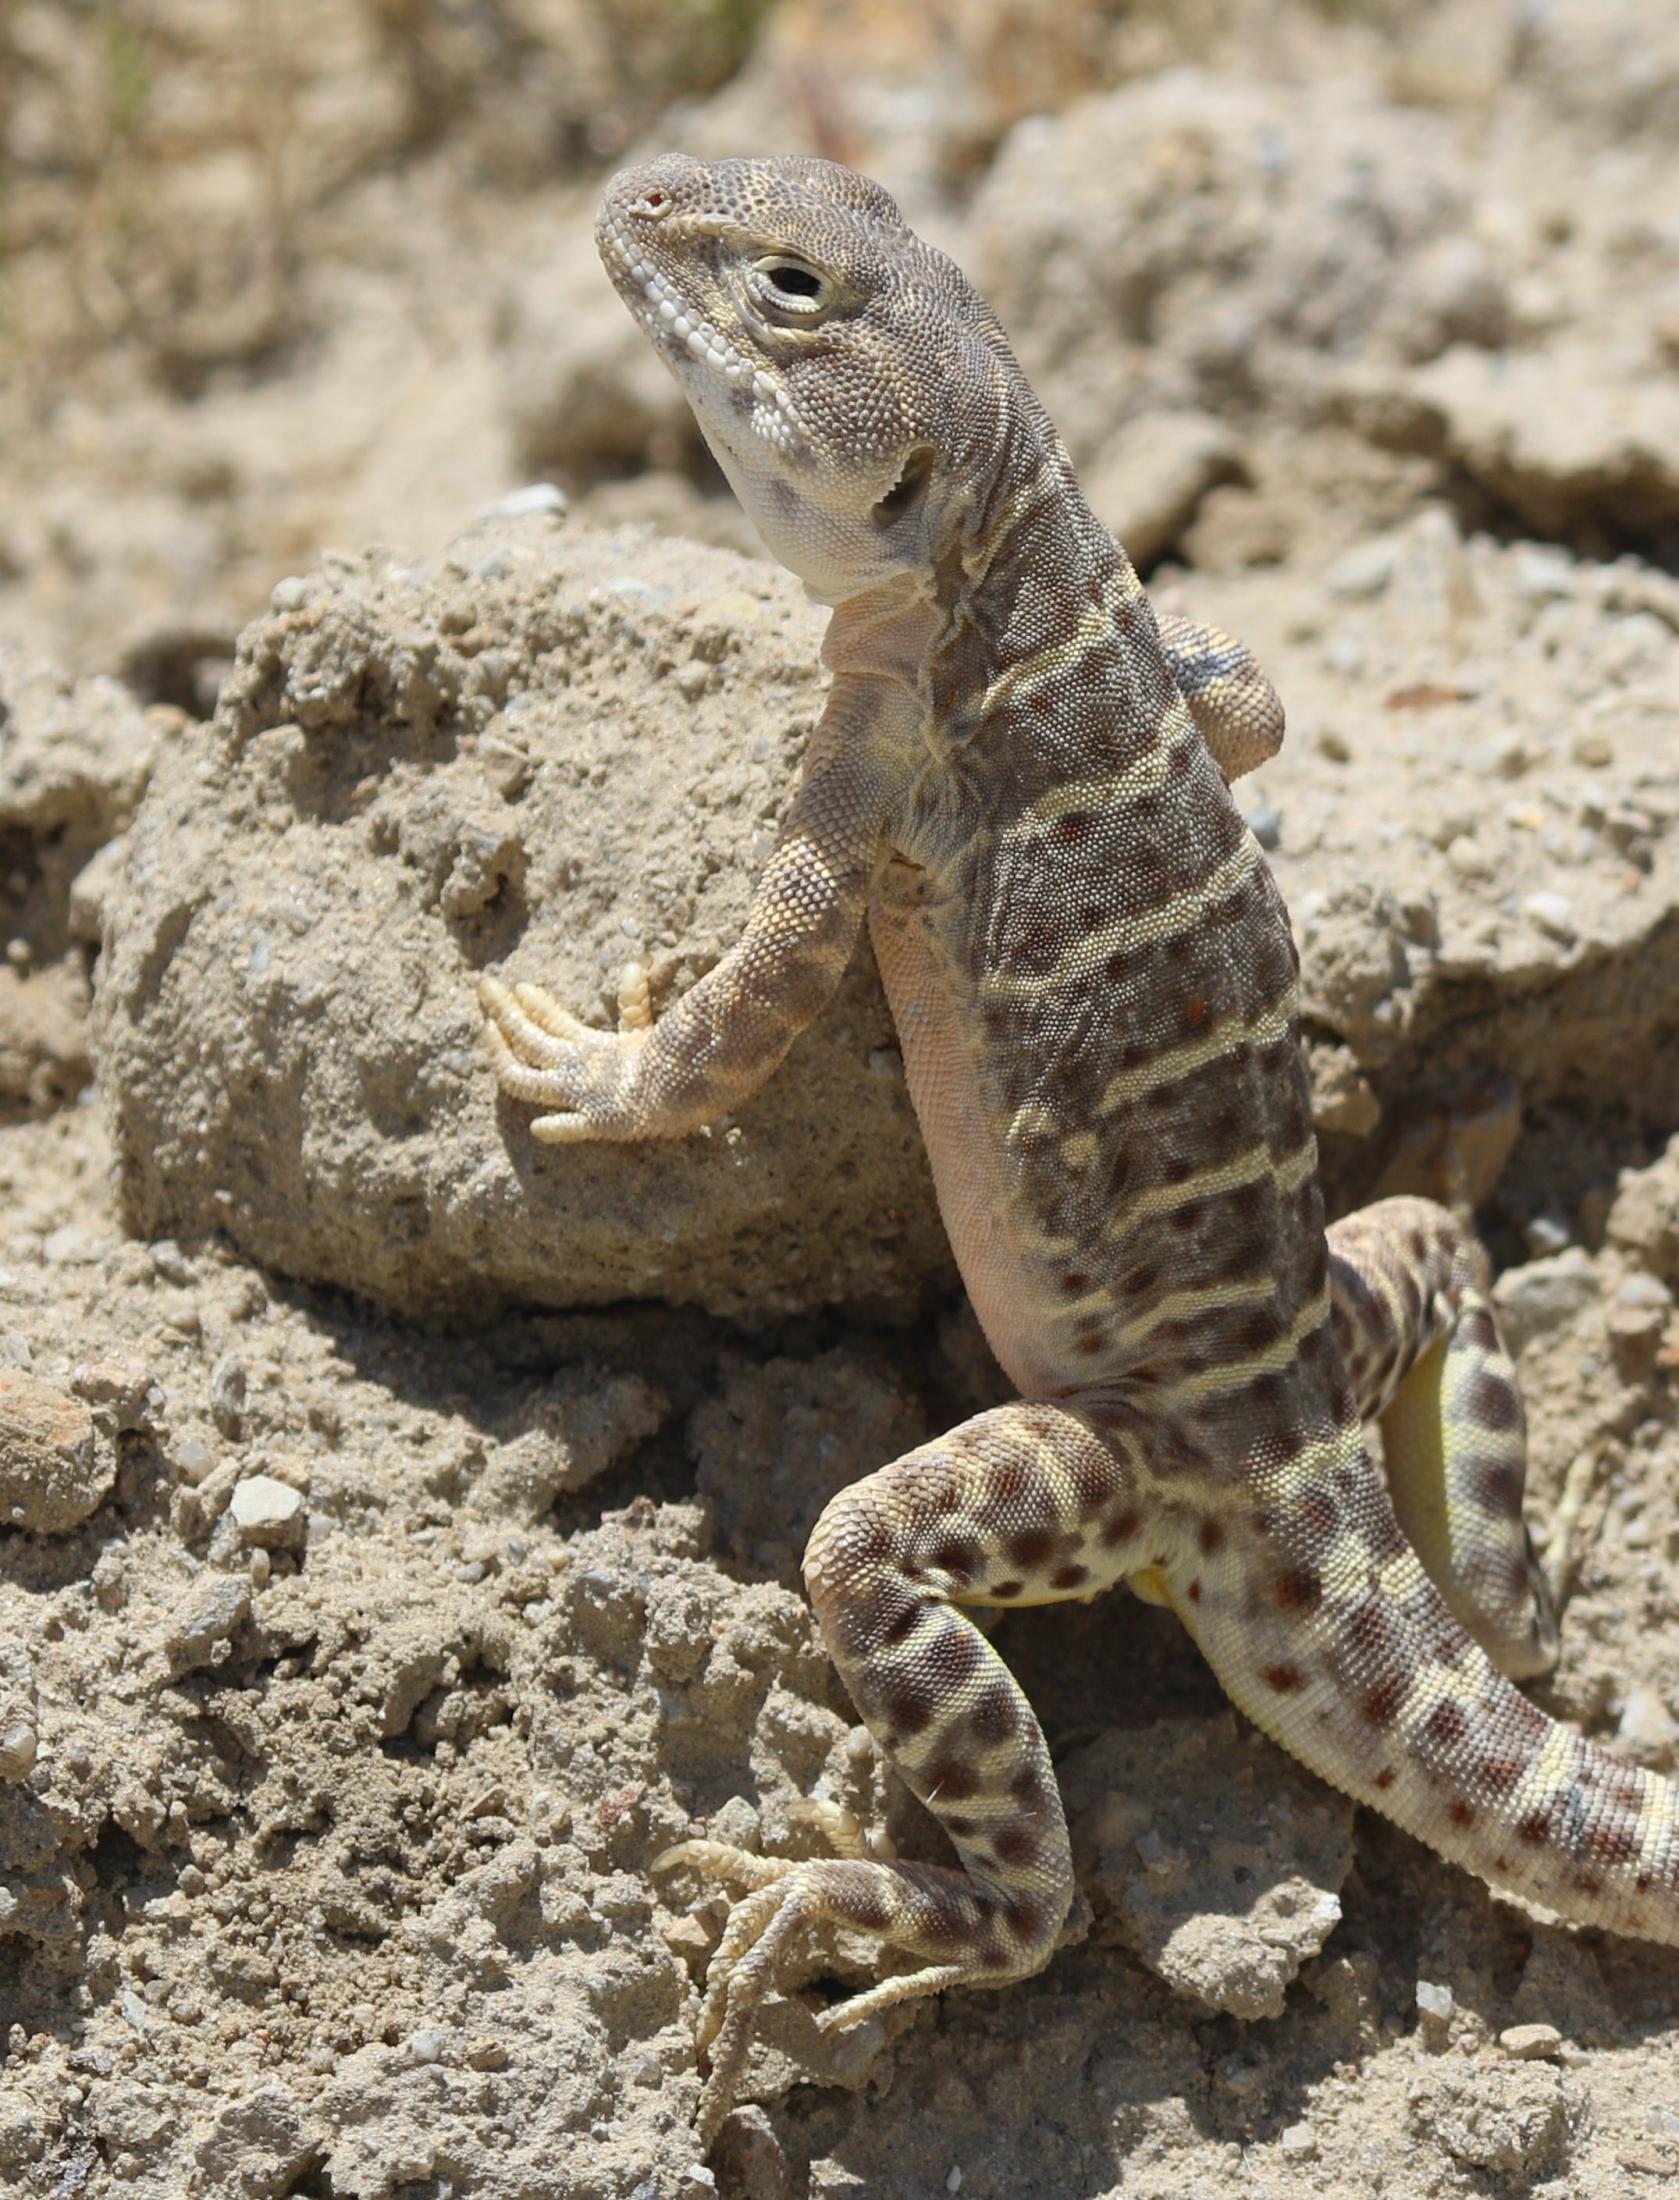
[{"xmin": 478, "ymin": 968, "xmax": 651, "ymax": 1139}]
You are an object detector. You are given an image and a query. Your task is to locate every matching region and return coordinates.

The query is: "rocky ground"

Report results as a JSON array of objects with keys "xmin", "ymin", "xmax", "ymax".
[{"xmin": 3, "ymin": 2, "xmax": 1679, "ymax": 2196}]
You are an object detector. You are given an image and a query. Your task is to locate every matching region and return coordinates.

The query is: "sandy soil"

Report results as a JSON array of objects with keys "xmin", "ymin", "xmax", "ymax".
[{"xmin": 3, "ymin": 3, "xmax": 1679, "ymax": 2195}]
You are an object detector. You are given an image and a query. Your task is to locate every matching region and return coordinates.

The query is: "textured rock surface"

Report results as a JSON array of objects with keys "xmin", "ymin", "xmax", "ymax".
[{"xmin": 97, "ymin": 516, "xmax": 949, "ymax": 1322}]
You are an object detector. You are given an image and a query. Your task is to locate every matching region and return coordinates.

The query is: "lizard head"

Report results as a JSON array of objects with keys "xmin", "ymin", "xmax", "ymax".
[{"xmin": 596, "ymin": 153, "xmax": 1031, "ymax": 607}]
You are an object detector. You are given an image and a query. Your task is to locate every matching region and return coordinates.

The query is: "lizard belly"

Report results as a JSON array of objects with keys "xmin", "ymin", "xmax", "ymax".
[{"xmin": 870, "ymin": 896, "xmax": 1069, "ymax": 1398}]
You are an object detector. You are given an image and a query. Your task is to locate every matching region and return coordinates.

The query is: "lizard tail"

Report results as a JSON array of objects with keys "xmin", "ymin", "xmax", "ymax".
[{"xmin": 1179, "ymin": 1432, "xmax": 1679, "ymax": 1945}]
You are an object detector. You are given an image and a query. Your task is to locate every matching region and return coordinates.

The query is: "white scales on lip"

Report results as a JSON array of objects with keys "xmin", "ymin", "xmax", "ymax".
[{"xmin": 484, "ymin": 150, "xmax": 1678, "ymax": 2151}]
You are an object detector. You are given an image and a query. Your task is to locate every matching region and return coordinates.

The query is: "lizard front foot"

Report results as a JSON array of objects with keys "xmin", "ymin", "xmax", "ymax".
[{"xmin": 479, "ymin": 962, "xmax": 653, "ymax": 1140}]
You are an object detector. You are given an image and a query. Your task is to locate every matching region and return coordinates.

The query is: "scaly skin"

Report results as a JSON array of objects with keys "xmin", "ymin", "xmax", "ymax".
[{"xmin": 482, "ymin": 154, "xmax": 1678, "ymax": 2146}]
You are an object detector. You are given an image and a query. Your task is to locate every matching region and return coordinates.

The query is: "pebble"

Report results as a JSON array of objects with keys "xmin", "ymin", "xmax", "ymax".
[
  {"xmin": 1523, "ymin": 1215, "xmax": 1571, "ymax": 1257},
  {"xmin": 174, "ymin": 1433, "xmax": 215, "ymax": 1485},
  {"xmin": 1280, "ymin": 2123, "xmax": 1320, "ymax": 2159},
  {"xmin": 209, "ymin": 1353, "xmax": 248, "ymax": 1436},
  {"xmin": 476, "ymin": 482, "xmax": 568, "ymax": 524},
  {"xmin": 0, "ymin": 1714, "xmax": 38, "ymax": 1781},
  {"xmin": 165, "ymin": 1574, "xmax": 253, "ymax": 1668},
  {"xmin": 0, "ymin": 1367, "xmax": 109, "ymax": 1533},
  {"xmin": 1446, "ymin": 834, "xmax": 1493, "ymax": 879},
  {"xmin": 1617, "ymin": 1685, "xmax": 1679, "ymax": 1760},
  {"xmin": 1326, "ymin": 538, "xmax": 1398, "ymax": 600},
  {"xmin": 227, "ymin": 1474, "xmax": 306, "ymax": 1545},
  {"xmin": 1416, "ymin": 1979, "xmax": 1455, "ymax": 2022},
  {"xmin": 1522, "ymin": 891, "xmax": 1576, "ymax": 942},
  {"xmin": 1499, "ymin": 2024, "xmax": 1563, "ymax": 2061},
  {"xmin": 1571, "ymin": 728, "xmax": 1614, "ymax": 767}
]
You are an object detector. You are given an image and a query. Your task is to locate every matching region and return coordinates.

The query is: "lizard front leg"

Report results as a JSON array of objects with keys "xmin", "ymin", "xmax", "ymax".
[
  {"xmin": 481, "ymin": 676, "xmax": 907, "ymax": 1141},
  {"xmin": 1155, "ymin": 609, "xmax": 1285, "ymax": 783}
]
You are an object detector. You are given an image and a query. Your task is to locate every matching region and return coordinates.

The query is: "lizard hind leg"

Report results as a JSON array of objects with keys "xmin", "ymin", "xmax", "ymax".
[
  {"xmin": 1329, "ymin": 1196, "xmax": 1559, "ymax": 1681},
  {"xmin": 660, "ymin": 1398, "xmax": 1167, "ymax": 2144}
]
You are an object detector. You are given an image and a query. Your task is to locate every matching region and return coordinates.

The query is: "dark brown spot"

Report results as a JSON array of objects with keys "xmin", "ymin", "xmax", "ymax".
[
  {"xmin": 1471, "ymin": 1372, "xmax": 1522, "ymax": 1431},
  {"xmin": 924, "ymin": 1758, "xmax": 978, "ymax": 1803},
  {"xmin": 990, "ymin": 1579, "xmax": 1024, "ymax": 1600},
  {"xmin": 930, "ymin": 1537, "xmax": 980, "ymax": 1585},
  {"xmin": 1584, "ymin": 1818, "xmax": 1638, "ymax": 1866},
  {"xmin": 1010, "ymin": 1767, "xmax": 1046, "ymax": 1809},
  {"xmin": 928, "ymin": 1626, "xmax": 985, "ymax": 1692},
  {"xmin": 1275, "ymin": 1566, "xmax": 1322, "ymax": 1612},
  {"xmin": 1199, "ymin": 1517, "xmax": 1225, "ymax": 1556},
  {"xmin": 845, "ymin": 1883, "xmax": 893, "ymax": 1933},
  {"xmin": 993, "ymin": 1826, "xmax": 1040, "ymax": 1869},
  {"xmin": 943, "ymin": 1814, "xmax": 976, "ymax": 1841},
  {"xmin": 991, "ymin": 1459, "xmax": 1028, "ymax": 1507},
  {"xmin": 883, "ymin": 1684, "xmax": 933, "ymax": 1739},
  {"xmin": 1055, "ymin": 810, "xmax": 1096, "ymax": 843},
  {"xmin": 971, "ymin": 1685, "xmax": 1018, "ymax": 1747},
  {"xmin": 1300, "ymin": 1488, "xmax": 1338, "ymax": 1537},
  {"xmin": 1061, "ymin": 1271, "xmax": 1089, "ymax": 1295},
  {"xmin": 1515, "ymin": 1809, "xmax": 1552, "ymax": 1845},
  {"xmin": 1373, "ymin": 1767, "xmax": 1397, "ymax": 1789},
  {"xmin": 1169, "ymin": 741, "xmax": 1193, "ymax": 775},
  {"xmin": 1186, "ymin": 1579, "xmax": 1202, "ymax": 1603},
  {"xmin": 1102, "ymin": 1508, "xmax": 1141, "ymax": 1546},
  {"xmin": 1424, "ymin": 1701, "xmax": 1468, "ymax": 1747},
  {"xmin": 1573, "ymin": 1873, "xmax": 1602, "ymax": 1896},
  {"xmin": 1363, "ymin": 1679, "xmax": 1406, "ymax": 1727},
  {"xmin": 1449, "ymin": 1799, "xmax": 1476, "ymax": 1827},
  {"xmin": 1235, "ymin": 1310, "xmax": 1285, "ymax": 1354},
  {"xmin": 1262, "ymin": 1663, "xmax": 1304, "ymax": 1692},
  {"xmin": 1476, "ymin": 1460, "xmax": 1523, "ymax": 1515},
  {"xmin": 1122, "ymin": 1265, "xmax": 1160, "ymax": 1298},
  {"xmin": 1007, "ymin": 1529, "xmax": 1058, "ymax": 1573},
  {"xmin": 879, "ymin": 1600, "xmax": 922, "ymax": 1648}
]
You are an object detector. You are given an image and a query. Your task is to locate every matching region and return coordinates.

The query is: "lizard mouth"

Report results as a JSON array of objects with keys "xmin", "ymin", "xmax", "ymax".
[{"xmin": 596, "ymin": 208, "xmax": 805, "ymax": 446}]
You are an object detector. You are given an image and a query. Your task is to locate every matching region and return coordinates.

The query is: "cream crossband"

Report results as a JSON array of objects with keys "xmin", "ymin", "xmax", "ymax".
[{"xmin": 481, "ymin": 153, "xmax": 1676, "ymax": 2149}]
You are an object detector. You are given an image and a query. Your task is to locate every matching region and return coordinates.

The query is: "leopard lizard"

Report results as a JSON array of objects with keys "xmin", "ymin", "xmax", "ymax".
[{"xmin": 482, "ymin": 153, "xmax": 1679, "ymax": 2143}]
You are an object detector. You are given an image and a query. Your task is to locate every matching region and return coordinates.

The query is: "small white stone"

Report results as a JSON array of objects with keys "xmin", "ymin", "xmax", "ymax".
[
  {"xmin": 1280, "ymin": 2122, "xmax": 1319, "ymax": 2159},
  {"xmin": 1523, "ymin": 1215, "xmax": 1571, "ymax": 1257},
  {"xmin": 0, "ymin": 1718, "xmax": 38, "ymax": 1781},
  {"xmin": 1617, "ymin": 1685, "xmax": 1679, "ymax": 1758},
  {"xmin": 228, "ymin": 1475, "xmax": 304, "ymax": 1537},
  {"xmin": 476, "ymin": 483, "xmax": 567, "ymax": 524},
  {"xmin": 947, "ymin": 2167, "xmax": 963, "ymax": 2193},
  {"xmin": 1522, "ymin": 891, "xmax": 1576, "ymax": 942},
  {"xmin": 1416, "ymin": 1979, "xmax": 1454, "ymax": 2021}
]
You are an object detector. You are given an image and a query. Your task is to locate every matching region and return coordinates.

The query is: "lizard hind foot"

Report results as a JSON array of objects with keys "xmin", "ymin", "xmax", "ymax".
[{"xmin": 656, "ymin": 1828, "xmax": 1052, "ymax": 2147}]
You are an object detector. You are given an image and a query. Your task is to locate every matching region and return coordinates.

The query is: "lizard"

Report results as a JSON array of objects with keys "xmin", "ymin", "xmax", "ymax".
[{"xmin": 481, "ymin": 153, "xmax": 1679, "ymax": 2143}]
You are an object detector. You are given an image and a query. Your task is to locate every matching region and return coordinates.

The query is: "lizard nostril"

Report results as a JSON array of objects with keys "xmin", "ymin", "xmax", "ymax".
[{"xmin": 631, "ymin": 187, "xmax": 674, "ymax": 220}]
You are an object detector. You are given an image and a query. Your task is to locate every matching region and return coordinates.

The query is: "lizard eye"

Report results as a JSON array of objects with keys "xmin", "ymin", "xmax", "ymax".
[{"xmin": 749, "ymin": 257, "xmax": 833, "ymax": 317}]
